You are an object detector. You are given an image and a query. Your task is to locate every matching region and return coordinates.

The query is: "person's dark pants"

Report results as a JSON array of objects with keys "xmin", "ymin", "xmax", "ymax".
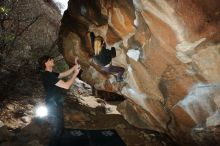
[
  {"xmin": 46, "ymin": 98, "xmax": 64, "ymax": 146},
  {"xmin": 101, "ymin": 64, "xmax": 125, "ymax": 81}
]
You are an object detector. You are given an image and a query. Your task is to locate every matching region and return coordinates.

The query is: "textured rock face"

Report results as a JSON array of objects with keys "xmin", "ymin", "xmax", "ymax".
[
  {"xmin": 59, "ymin": 0, "xmax": 220, "ymax": 145},
  {"xmin": 0, "ymin": 0, "xmax": 61, "ymax": 97}
]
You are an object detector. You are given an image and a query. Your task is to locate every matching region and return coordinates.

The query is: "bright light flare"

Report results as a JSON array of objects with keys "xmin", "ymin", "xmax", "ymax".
[{"xmin": 35, "ymin": 105, "xmax": 48, "ymax": 118}]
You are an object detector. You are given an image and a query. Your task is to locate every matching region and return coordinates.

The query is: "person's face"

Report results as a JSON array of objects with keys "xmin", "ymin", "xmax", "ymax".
[{"xmin": 45, "ymin": 58, "xmax": 54, "ymax": 68}]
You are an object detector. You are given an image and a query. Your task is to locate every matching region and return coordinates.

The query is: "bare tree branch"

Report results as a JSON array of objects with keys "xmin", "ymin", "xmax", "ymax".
[
  {"xmin": 0, "ymin": 0, "xmax": 42, "ymax": 50},
  {"xmin": 12, "ymin": 14, "xmax": 41, "ymax": 44}
]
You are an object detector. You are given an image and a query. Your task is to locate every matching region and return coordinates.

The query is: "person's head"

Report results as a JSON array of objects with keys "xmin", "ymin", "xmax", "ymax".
[
  {"xmin": 94, "ymin": 36, "xmax": 104, "ymax": 55},
  {"xmin": 38, "ymin": 55, "xmax": 54, "ymax": 70}
]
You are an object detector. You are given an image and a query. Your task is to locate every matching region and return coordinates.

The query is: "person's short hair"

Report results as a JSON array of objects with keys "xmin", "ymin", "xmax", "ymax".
[{"xmin": 38, "ymin": 55, "xmax": 53, "ymax": 70}]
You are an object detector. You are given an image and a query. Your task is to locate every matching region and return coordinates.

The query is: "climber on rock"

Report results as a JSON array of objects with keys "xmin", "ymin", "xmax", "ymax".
[{"xmin": 89, "ymin": 32, "xmax": 125, "ymax": 82}]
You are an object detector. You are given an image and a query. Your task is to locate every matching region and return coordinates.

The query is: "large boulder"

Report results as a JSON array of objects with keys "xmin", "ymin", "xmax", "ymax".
[
  {"xmin": 59, "ymin": 0, "xmax": 220, "ymax": 145},
  {"xmin": 0, "ymin": 0, "xmax": 61, "ymax": 97}
]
